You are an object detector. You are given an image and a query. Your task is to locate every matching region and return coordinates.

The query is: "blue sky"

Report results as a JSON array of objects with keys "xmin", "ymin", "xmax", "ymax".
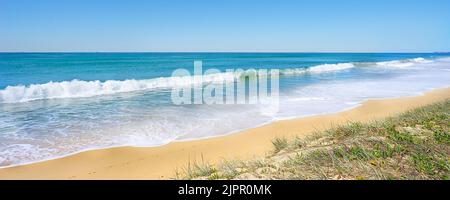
[{"xmin": 1, "ymin": 0, "xmax": 449, "ymax": 52}]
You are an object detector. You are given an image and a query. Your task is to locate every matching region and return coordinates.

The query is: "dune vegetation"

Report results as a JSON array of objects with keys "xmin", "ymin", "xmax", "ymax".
[{"xmin": 175, "ymin": 100, "xmax": 450, "ymax": 180}]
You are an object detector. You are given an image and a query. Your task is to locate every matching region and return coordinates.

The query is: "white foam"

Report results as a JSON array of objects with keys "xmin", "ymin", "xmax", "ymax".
[
  {"xmin": 0, "ymin": 57, "xmax": 436, "ymax": 104},
  {"xmin": 0, "ymin": 63, "xmax": 356, "ymax": 103},
  {"xmin": 308, "ymin": 63, "xmax": 355, "ymax": 73},
  {"xmin": 0, "ymin": 72, "xmax": 237, "ymax": 103},
  {"xmin": 280, "ymin": 63, "xmax": 355, "ymax": 75},
  {"xmin": 376, "ymin": 57, "xmax": 433, "ymax": 68}
]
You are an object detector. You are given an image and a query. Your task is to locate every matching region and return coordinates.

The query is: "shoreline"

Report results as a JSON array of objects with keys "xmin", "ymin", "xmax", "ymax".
[{"xmin": 0, "ymin": 88, "xmax": 448, "ymax": 179}]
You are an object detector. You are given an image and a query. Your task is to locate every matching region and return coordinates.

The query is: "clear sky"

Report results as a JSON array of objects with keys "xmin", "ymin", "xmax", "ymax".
[{"xmin": 1, "ymin": 0, "xmax": 449, "ymax": 52}]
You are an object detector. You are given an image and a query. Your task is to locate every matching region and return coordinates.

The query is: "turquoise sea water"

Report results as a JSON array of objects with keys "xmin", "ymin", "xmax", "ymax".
[{"xmin": 0, "ymin": 53, "xmax": 449, "ymax": 166}]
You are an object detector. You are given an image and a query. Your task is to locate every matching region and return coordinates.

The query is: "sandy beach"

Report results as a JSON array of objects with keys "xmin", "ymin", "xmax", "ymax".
[{"xmin": 0, "ymin": 88, "xmax": 448, "ymax": 180}]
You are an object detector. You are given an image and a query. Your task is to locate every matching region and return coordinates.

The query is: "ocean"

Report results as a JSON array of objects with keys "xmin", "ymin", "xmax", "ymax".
[{"xmin": 0, "ymin": 52, "xmax": 449, "ymax": 167}]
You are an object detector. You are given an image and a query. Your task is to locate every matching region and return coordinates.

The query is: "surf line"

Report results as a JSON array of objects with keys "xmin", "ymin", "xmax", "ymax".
[{"xmin": 170, "ymin": 60, "xmax": 280, "ymax": 114}]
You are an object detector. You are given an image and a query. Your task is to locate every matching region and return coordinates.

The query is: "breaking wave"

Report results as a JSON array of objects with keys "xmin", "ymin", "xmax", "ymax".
[
  {"xmin": 376, "ymin": 57, "xmax": 433, "ymax": 68},
  {"xmin": 0, "ymin": 73, "xmax": 236, "ymax": 103},
  {"xmin": 280, "ymin": 63, "xmax": 355, "ymax": 75},
  {"xmin": 0, "ymin": 57, "xmax": 433, "ymax": 103}
]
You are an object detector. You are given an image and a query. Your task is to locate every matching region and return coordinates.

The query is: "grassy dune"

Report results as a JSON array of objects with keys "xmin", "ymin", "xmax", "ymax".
[{"xmin": 175, "ymin": 100, "xmax": 450, "ymax": 180}]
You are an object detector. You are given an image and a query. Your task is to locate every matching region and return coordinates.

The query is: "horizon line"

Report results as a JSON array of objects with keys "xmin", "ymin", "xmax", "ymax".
[{"xmin": 1, "ymin": 51, "xmax": 449, "ymax": 54}]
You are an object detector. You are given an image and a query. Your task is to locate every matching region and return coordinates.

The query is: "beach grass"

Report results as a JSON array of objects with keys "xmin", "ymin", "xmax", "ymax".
[
  {"xmin": 271, "ymin": 137, "xmax": 289, "ymax": 153},
  {"xmin": 175, "ymin": 99, "xmax": 450, "ymax": 180}
]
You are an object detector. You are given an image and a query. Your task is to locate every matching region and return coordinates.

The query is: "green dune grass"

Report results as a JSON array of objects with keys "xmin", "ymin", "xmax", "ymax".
[{"xmin": 175, "ymin": 100, "xmax": 449, "ymax": 180}]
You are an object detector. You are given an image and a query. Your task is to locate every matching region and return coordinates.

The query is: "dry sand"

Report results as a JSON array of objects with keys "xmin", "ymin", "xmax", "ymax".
[{"xmin": 0, "ymin": 88, "xmax": 448, "ymax": 179}]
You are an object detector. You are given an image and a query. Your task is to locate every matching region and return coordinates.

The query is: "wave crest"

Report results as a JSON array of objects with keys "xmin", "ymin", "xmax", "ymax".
[
  {"xmin": 280, "ymin": 63, "xmax": 355, "ymax": 75},
  {"xmin": 0, "ymin": 57, "xmax": 434, "ymax": 103},
  {"xmin": 0, "ymin": 73, "xmax": 236, "ymax": 103},
  {"xmin": 376, "ymin": 57, "xmax": 432, "ymax": 68}
]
